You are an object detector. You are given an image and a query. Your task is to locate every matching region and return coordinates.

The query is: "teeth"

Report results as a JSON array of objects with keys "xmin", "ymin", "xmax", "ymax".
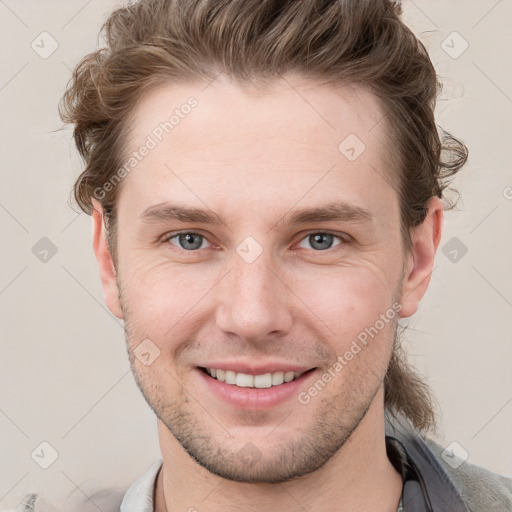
[
  {"xmin": 284, "ymin": 371, "xmax": 295, "ymax": 382},
  {"xmin": 272, "ymin": 372, "xmax": 284, "ymax": 386},
  {"xmin": 205, "ymin": 368, "xmax": 305, "ymax": 388},
  {"xmin": 254, "ymin": 373, "xmax": 272, "ymax": 388},
  {"xmin": 235, "ymin": 373, "xmax": 254, "ymax": 387}
]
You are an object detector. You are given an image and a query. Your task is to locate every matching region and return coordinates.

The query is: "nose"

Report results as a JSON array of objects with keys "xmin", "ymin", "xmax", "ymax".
[{"xmin": 214, "ymin": 253, "xmax": 293, "ymax": 344}]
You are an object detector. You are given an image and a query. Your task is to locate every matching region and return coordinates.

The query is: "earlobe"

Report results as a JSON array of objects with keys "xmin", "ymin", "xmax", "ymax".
[
  {"xmin": 91, "ymin": 199, "xmax": 124, "ymax": 319},
  {"xmin": 398, "ymin": 196, "xmax": 443, "ymax": 318}
]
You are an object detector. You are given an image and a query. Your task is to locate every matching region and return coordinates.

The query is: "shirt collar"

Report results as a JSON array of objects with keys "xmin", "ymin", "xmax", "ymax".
[
  {"xmin": 385, "ymin": 412, "xmax": 471, "ymax": 512},
  {"xmin": 119, "ymin": 458, "xmax": 162, "ymax": 512}
]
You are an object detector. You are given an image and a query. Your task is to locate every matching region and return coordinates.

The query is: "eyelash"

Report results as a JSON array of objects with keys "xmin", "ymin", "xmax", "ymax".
[{"xmin": 160, "ymin": 230, "xmax": 349, "ymax": 253}]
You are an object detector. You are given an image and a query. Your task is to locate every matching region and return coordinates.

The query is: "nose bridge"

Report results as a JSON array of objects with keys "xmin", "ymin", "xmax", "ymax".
[{"xmin": 214, "ymin": 246, "xmax": 293, "ymax": 341}]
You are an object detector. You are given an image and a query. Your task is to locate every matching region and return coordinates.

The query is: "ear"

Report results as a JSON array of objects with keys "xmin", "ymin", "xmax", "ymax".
[
  {"xmin": 91, "ymin": 199, "xmax": 124, "ymax": 319},
  {"xmin": 399, "ymin": 196, "xmax": 443, "ymax": 318}
]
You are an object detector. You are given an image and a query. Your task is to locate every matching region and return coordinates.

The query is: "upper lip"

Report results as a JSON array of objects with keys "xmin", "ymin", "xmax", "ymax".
[{"xmin": 198, "ymin": 362, "xmax": 316, "ymax": 375}]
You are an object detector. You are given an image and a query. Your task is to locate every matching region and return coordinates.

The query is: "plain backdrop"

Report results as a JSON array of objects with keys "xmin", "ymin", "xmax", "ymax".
[{"xmin": 0, "ymin": 0, "xmax": 511, "ymax": 509}]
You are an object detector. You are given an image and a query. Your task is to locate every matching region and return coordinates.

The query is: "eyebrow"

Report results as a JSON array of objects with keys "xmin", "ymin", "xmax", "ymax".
[
  {"xmin": 139, "ymin": 201, "xmax": 373, "ymax": 228},
  {"xmin": 278, "ymin": 202, "xmax": 373, "ymax": 227},
  {"xmin": 140, "ymin": 203, "xmax": 227, "ymax": 225}
]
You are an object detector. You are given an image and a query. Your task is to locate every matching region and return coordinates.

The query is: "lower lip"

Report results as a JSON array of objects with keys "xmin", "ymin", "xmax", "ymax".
[{"xmin": 197, "ymin": 368, "xmax": 317, "ymax": 410}]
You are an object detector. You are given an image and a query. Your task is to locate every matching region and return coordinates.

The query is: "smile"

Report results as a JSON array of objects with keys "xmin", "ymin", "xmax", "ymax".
[{"xmin": 201, "ymin": 367, "xmax": 305, "ymax": 388}]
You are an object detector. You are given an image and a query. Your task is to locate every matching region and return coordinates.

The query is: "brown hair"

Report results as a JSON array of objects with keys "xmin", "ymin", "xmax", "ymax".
[{"xmin": 59, "ymin": 0, "xmax": 467, "ymax": 435}]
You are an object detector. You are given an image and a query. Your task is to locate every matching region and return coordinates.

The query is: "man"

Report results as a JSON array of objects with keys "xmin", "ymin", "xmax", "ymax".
[{"xmin": 22, "ymin": 0, "xmax": 510, "ymax": 510}]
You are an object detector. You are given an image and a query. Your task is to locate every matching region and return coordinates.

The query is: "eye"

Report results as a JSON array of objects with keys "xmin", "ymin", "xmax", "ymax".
[
  {"xmin": 165, "ymin": 232, "xmax": 209, "ymax": 251},
  {"xmin": 161, "ymin": 231, "xmax": 348, "ymax": 253},
  {"xmin": 297, "ymin": 232, "xmax": 346, "ymax": 251}
]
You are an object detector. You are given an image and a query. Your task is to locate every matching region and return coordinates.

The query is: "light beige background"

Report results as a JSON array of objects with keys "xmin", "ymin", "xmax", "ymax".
[{"xmin": 0, "ymin": 0, "xmax": 511, "ymax": 509}]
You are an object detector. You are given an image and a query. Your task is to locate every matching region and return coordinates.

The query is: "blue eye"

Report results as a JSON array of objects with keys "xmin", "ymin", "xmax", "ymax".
[
  {"xmin": 298, "ymin": 233, "xmax": 344, "ymax": 251},
  {"xmin": 167, "ymin": 232, "xmax": 207, "ymax": 251}
]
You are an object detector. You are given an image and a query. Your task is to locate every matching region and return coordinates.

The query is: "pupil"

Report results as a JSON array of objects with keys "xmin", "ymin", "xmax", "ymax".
[
  {"xmin": 181, "ymin": 233, "xmax": 201, "ymax": 250},
  {"xmin": 312, "ymin": 233, "xmax": 332, "ymax": 250}
]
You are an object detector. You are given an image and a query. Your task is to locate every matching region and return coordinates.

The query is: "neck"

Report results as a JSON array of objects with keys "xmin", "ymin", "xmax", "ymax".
[{"xmin": 155, "ymin": 388, "xmax": 402, "ymax": 512}]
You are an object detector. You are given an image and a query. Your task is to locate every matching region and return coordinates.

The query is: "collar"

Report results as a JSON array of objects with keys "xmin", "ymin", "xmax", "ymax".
[
  {"xmin": 385, "ymin": 412, "xmax": 471, "ymax": 512},
  {"xmin": 119, "ymin": 458, "xmax": 162, "ymax": 512}
]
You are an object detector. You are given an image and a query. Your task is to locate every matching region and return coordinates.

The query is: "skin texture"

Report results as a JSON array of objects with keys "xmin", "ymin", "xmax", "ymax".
[{"xmin": 92, "ymin": 75, "xmax": 442, "ymax": 511}]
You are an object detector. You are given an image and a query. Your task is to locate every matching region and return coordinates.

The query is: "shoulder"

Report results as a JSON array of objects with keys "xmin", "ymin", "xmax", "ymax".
[
  {"xmin": 13, "ymin": 459, "xmax": 161, "ymax": 512},
  {"xmin": 13, "ymin": 489, "xmax": 125, "ymax": 512},
  {"xmin": 424, "ymin": 438, "xmax": 512, "ymax": 512}
]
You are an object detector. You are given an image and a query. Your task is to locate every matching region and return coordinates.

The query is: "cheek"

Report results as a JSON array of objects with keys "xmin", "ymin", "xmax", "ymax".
[
  {"xmin": 118, "ymin": 257, "xmax": 218, "ymax": 346},
  {"xmin": 298, "ymin": 266, "xmax": 399, "ymax": 397},
  {"xmin": 292, "ymin": 262, "xmax": 399, "ymax": 344},
  {"xmin": 120, "ymin": 250, "xmax": 197, "ymax": 311}
]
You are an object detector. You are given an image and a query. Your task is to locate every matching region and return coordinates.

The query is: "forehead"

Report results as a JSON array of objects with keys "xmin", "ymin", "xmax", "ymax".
[
  {"xmin": 118, "ymin": 75, "xmax": 398, "ymax": 225},
  {"xmin": 125, "ymin": 75, "xmax": 387, "ymax": 156}
]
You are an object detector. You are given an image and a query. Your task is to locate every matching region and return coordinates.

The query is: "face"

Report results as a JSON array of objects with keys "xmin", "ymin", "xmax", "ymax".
[{"xmin": 93, "ymin": 75, "xmax": 440, "ymax": 483}]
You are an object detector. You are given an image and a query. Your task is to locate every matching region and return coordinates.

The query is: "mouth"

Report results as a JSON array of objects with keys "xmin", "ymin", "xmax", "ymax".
[
  {"xmin": 198, "ymin": 366, "xmax": 317, "ymax": 388},
  {"xmin": 197, "ymin": 365, "xmax": 319, "ymax": 410}
]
